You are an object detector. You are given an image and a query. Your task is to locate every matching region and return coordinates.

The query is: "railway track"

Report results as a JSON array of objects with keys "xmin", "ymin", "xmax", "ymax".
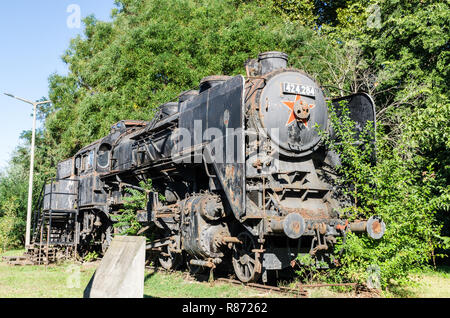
[
  {"xmin": 146, "ymin": 265, "xmax": 364, "ymax": 298},
  {"xmin": 216, "ymin": 278, "xmax": 309, "ymax": 298},
  {"xmin": 216, "ymin": 279, "xmax": 365, "ymax": 298}
]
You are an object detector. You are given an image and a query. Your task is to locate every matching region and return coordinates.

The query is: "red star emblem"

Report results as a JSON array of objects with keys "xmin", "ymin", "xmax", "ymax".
[{"xmin": 281, "ymin": 95, "xmax": 315, "ymax": 127}]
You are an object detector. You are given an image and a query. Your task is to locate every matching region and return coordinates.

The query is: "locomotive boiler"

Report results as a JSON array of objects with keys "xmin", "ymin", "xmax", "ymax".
[{"xmin": 32, "ymin": 51, "xmax": 385, "ymax": 283}]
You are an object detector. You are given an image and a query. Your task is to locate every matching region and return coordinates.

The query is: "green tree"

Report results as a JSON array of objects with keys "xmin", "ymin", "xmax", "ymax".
[
  {"xmin": 319, "ymin": 101, "xmax": 441, "ymax": 287},
  {"xmin": 45, "ymin": 0, "xmax": 355, "ymax": 160},
  {"xmin": 0, "ymin": 157, "xmax": 28, "ymax": 250},
  {"xmin": 272, "ymin": 0, "xmax": 450, "ymax": 260}
]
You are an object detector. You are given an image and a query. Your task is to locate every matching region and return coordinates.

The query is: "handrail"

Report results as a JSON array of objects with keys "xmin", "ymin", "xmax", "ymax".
[
  {"xmin": 32, "ymin": 179, "xmax": 47, "ymax": 242},
  {"xmin": 31, "ymin": 177, "xmax": 81, "ymax": 246}
]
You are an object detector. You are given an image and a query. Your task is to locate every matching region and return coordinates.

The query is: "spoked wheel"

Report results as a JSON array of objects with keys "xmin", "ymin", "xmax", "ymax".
[
  {"xmin": 232, "ymin": 231, "xmax": 261, "ymax": 283},
  {"xmin": 159, "ymin": 246, "xmax": 183, "ymax": 271}
]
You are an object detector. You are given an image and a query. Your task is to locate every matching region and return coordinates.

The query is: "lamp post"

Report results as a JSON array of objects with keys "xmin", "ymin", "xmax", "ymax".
[{"xmin": 4, "ymin": 93, "xmax": 50, "ymax": 248}]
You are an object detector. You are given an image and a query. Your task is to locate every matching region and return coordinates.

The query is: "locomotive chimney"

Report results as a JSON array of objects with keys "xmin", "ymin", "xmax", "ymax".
[
  {"xmin": 249, "ymin": 51, "xmax": 288, "ymax": 76},
  {"xmin": 258, "ymin": 51, "xmax": 289, "ymax": 75}
]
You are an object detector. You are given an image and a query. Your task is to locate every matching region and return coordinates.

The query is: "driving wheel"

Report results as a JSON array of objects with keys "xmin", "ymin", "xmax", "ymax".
[{"xmin": 232, "ymin": 231, "xmax": 261, "ymax": 283}]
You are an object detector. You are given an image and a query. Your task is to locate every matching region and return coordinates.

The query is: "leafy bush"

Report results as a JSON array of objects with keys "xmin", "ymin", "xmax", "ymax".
[
  {"xmin": 0, "ymin": 164, "xmax": 28, "ymax": 252},
  {"xmin": 294, "ymin": 254, "xmax": 328, "ymax": 283},
  {"xmin": 0, "ymin": 208, "xmax": 24, "ymax": 254},
  {"xmin": 112, "ymin": 189, "xmax": 146, "ymax": 236},
  {"xmin": 316, "ymin": 101, "xmax": 443, "ymax": 288},
  {"xmin": 112, "ymin": 181, "xmax": 157, "ymax": 236},
  {"xmin": 83, "ymin": 251, "xmax": 99, "ymax": 262},
  {"xmin": 271, "ymin": 0, "xmax": 450, "ymax": 257}
]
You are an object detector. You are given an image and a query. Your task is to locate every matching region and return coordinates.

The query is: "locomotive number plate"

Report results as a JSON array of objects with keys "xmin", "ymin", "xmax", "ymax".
[{"xmin": 282, "ymin": 82, "xmax": 315, "ymax": 97}]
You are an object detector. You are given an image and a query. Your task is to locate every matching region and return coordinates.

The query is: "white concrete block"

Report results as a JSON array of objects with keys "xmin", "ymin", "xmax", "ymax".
[{"xmin": 84, "ymin": 236, "xmax": 146, "ymax": 298}]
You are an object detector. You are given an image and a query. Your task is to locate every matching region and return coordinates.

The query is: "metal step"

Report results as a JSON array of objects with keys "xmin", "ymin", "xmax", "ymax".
[
  {"xmin": 41, "ymin": 209, "xmax": 78, "ymax": 214},
  {"xmin": 2, "ymin": 255, "xmax": 35, "ymax": 266}
]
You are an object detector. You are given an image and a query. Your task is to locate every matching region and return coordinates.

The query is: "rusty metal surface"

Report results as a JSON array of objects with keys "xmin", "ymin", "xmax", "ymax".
[
  {"xmin": 56, "ymin": 159, "xmax": 74, "ymax": 180},
  {"xmin": 222, "ymin": 237, "xmax": 242, "ymax": 244},
  {"xmin": 43, "ymin": 179, "xmax": 78, "ymax": 211},
  {"xmin": 280, "ymin": 207, "xmax": 330, "ymax": 220},
  {"xmin": 283, "ymin": 213, "xmax": 306, "ymax": 239},
  {"xmin": 349, "ymin": 220, "xmax": 367, "ymax": 232},
  {"xmin": 217, "ymin": 278, "xmax": 308, "ymax": 298},
  {"xmin": 179, "ymin": 75, "xmax": 246, "ymax": 220}
]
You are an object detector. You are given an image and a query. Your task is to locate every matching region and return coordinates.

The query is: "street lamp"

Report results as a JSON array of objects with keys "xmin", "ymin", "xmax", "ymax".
[{"xmin": 4, "ymin": 93, "xmax": 51, "ymax": 248}]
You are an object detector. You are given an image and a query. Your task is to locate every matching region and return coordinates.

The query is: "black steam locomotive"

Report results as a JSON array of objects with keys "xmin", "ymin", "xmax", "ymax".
[{"xmin": 32, "ymin": 52, "xmax": 385, "ymax": 283}]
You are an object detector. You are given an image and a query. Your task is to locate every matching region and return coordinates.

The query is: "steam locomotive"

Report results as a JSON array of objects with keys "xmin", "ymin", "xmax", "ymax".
[{"xmin": 32, "ymin": 52, "xmax": 385, "ymax": 283}]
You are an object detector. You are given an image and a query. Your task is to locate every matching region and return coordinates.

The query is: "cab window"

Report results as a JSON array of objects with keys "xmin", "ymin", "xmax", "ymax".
[
  {"xmin": 97, "ymin": 145, "xmax": 111, "ymax": 168},
  {"xmin": 87, "ymin": 151, "xmax": 94, "ymax": 169}
]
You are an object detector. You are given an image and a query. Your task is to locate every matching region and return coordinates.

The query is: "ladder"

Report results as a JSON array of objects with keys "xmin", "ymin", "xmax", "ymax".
[{"xmin": 30, "ymin": 178, "xmax": 80, "ymax": 265}]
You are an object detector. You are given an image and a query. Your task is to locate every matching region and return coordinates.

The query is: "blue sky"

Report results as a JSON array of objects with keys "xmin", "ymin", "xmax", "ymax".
[{"xmin": 0, "ymin": 0, "xmax": 115, "ymax": 170}]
